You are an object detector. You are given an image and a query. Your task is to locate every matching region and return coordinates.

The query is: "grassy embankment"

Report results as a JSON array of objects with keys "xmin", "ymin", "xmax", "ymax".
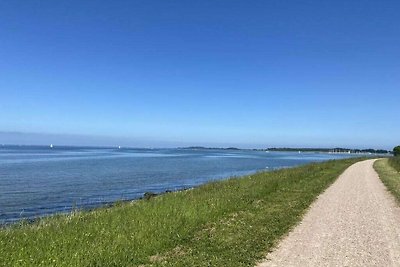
[
  {"xmin": 374, "ymin": 157, "xmax": 400, "ymax": 202},
  {"xmin": 0, "ymin": 158, "xmax": 364, "ymax": 267}
]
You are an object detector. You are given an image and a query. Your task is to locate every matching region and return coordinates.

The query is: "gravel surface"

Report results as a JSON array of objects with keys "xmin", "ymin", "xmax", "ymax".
[{"xmin": 257, "ymin": 159, "xmax": 400, "ymax": 267}]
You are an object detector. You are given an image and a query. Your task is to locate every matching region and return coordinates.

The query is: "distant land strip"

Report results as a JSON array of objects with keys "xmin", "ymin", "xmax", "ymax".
[{"xmin": 180, "ymin": 146, "xmax": 392, "ymax": 154}]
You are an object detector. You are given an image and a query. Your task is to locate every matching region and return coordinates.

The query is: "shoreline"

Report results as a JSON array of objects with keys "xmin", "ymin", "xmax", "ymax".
[
  {"xmin": 0, "ymin": 158, "xmax": 366, "ymax": 266},
  {"xmin": 1, "ymin": 149, "xmax": 365, "ymax": 225}
]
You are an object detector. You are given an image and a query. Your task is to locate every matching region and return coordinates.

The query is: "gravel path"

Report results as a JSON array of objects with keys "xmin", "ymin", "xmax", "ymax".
[{"xmin": 257, "ymin": 159, "xmax": 400, "ymax": 267}]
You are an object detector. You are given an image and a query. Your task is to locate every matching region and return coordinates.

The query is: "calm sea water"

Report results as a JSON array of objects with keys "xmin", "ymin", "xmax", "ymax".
[{"xmin": 0, "ymin": 146, "xmax": 359, "ymax": 224}]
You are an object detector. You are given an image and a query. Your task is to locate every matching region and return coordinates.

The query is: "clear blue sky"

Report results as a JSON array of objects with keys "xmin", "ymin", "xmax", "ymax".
[{"xmin": 0, "ymin": 1, "xmax": 399, "ymax": 149}]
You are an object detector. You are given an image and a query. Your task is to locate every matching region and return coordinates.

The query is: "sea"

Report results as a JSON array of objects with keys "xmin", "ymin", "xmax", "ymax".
[{"xmin": 0, "ymin": 146, "xmax": 361, "ymax": 224}]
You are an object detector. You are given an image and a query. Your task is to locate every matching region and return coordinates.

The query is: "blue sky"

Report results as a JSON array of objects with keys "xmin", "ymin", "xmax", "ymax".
[{"xmin": 0, "ymin": 1, "xmax": 399, "ymax": 149}]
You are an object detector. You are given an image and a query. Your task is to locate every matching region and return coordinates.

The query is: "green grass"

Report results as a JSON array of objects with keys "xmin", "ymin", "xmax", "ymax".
[
  {"xmin": 388, "ymin": 156, "xmax": 400, "ymax": 172},
  {"xmin": 0, "ymin": 158, "xmax": 364, "ymax": 267},
  {"xmin": 374, "ymin": 157, "xmax": 400, "ymax": 203}
]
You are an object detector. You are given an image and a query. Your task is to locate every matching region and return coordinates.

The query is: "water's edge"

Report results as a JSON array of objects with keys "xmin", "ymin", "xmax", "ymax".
[{"xmin": 0, "ymin": 146, "xmax": 366, "ymax": 224}]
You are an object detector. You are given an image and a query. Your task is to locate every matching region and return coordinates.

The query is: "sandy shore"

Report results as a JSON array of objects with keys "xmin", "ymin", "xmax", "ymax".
[{"xmin": 257, "ymin": 159, "xmax": 400, "ymax": 267}]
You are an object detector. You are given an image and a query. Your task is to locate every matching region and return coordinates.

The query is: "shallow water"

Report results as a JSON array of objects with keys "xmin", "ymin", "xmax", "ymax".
[{"xmin": 0, "ymin": 146, "xmax": 359, "ymax": 224}]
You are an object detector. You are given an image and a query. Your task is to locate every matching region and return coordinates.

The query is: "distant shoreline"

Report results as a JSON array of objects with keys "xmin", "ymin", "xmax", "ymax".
[
  {"xmin": 179, "ymin": 146, "xmax": 392, "ymax": 154},
  {"xmin": 1, "ymin": 144, "xmax": 392, "ymax": 154}
]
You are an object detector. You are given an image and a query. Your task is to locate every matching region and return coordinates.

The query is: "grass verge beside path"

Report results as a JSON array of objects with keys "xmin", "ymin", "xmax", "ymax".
[
  {"xmin": 0, "ymin": 158, "xmax": 364, "ymax": 267},
  {"xmin": 374, "ymin": 158, "xmax": 400, "ymax": 203},
  {"xmin": 388, "ymin": 157, "xmax": 400, "ymax": 173}
]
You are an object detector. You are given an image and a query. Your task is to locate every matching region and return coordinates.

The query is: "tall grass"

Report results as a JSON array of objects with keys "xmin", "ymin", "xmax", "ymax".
[
  {"xmin": 388, "ymin": 156, "xmax": 400, "ymax": 172},
  {"xmin": 0, "ymin": 158, "xmax": 363, "ymax": 267},
  {"xmin": 375, "ymin": 158, "xmax": 400, "ymax": 203}
]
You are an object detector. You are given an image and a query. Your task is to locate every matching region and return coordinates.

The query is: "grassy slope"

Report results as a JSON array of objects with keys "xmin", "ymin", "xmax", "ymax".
[
  {"xmin": 0, "ymin": 158, "xmax": 363, "ymax": 267},
  {"xmin": 388, "ymin": 157, "xmax": 400, "ymax": 172},
  {"xmin": 374, "ymin": 157, "xmax": 400, "ymax": 202}
]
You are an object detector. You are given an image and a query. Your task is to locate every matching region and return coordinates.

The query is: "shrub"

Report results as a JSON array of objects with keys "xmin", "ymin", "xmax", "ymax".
[{"xmin": 394, "ymin": 146, "xmax": 400, "ymax": 157}]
